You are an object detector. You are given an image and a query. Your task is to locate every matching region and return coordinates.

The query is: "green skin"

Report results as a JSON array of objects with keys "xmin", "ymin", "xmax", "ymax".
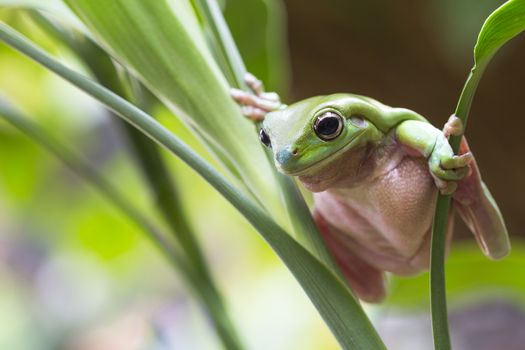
[
  {"xmin": 264, "ymin": 94, "xmax": 463, "ymax": 182},
  {"xmin": 234, "ymin": 88, "xmax": 510, "ymax": 302}
]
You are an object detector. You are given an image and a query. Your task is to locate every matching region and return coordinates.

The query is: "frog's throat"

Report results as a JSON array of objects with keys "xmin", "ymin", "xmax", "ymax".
[{"xmin": 280, "ymin": 130, "xmax": 367, "ymax": 177}]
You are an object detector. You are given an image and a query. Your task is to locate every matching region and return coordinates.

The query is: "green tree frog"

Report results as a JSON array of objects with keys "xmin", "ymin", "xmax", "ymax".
[{"xmin": 231, "ymin": 74, "xmax": 510, "ymax": 302}]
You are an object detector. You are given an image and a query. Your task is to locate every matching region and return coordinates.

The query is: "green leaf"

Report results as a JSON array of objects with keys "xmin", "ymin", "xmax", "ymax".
[
  {"xmin": 62, "ymin": 0, "xmax": 283, "ymax": 214},
  {"xmin": 474, "ymin": 0, "xmax": 525, "ymax": 65},
  {"xmin": 0, "ymin": 24, "xmax": 386, "ymax": 349}
]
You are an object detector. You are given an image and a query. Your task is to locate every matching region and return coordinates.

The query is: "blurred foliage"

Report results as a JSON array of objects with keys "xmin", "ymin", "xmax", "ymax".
[
  {"xmin": 223, "ymin": 0, "xmax": 290, "ymax": 95},
  {"xmin": 388, "ymin": 242, "xmax": 525, "ymax": 308},
  {"xmin": 424, "ymin": 0, "xmax": 507, "ymax": 67}
]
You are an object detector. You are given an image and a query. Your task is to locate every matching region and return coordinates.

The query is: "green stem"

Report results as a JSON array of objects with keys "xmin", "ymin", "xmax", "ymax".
[
  {"xmin": 450, "ymin": 63, "xmax": 487, "ymax": 152},
  {"xmin": 0, "ymin": 23, "xmax": 385, "ymax": 349},
  {"xmin": 430, "ymin": 61, "xmax": 487, "ymax": 350},
  {"xmin": 429, "ymin": 194, "xmax": 452, "ymax": 350}
]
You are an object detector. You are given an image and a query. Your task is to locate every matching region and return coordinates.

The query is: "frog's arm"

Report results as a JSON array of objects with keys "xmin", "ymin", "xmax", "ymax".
[
  {"xmin": 396, "ymin": 118, "xmax": 510, "ymax": 259},
  {"xmin": 366, "ymin": 105, "xmax": 428, "ymax": 133},
  {"xmin": 395, "ymin": 120, "xmax": 442, "ymax": 157},
  {"xmin": 395, "ymin": 119, "xmax": 472, "ymax": 194}
]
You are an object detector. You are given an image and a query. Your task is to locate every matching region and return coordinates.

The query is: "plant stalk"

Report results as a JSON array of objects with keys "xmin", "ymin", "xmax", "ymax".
[{"xmin": 430, "ymin": 61, "xmax": 487, "ymax": 350}]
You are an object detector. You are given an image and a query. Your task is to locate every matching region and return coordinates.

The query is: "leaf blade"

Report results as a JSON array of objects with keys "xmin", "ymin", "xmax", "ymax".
[{"xmin": 474, "ymin": 0, "xmax": 525, "ymax": 64}]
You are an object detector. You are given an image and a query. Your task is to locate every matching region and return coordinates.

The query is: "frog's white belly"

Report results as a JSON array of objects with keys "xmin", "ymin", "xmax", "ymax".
[{"xmin": 314, "ymin": 155, "xmax": 444, "ymax": 275}]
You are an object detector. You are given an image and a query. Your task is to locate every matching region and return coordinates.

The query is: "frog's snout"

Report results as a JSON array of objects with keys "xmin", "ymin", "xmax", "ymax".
[{"xmin": 276, "ymin": 146, "xmax": 299, "ymax": 165}]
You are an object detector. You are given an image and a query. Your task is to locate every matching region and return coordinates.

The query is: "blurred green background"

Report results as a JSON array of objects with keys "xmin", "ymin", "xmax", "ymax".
[{"xmin": 1, "ymin": 0, "xmax": 524, "ymax": 349}]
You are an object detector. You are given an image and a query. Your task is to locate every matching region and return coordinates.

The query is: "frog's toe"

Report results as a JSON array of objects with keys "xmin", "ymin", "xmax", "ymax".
[
  {"xmin": 231, "ymin": 87, "xmax": 282, "ymax": 112},
  {"xmin": 244, "ymin": 72, "xmax": 282, "ymax": 102},
  {"xmin": 230, "ymin": 89, "xmax": 281, "ymax": 113},
  {"xmin": 441, "ymin": 152, "xmax": 473, "ymax": 169},
  {"xmin": 443, "ymin": 114, "xmax": 463, "ymax": 138},
  {"xmin": 230, "ymin": 88, "xmax": 249, "ymax": 103},
  {"xmin": 232, "ymin": 73, "xmax": 284, "ymax": 122},
  {"xmin": 432, "ymin": 177, "xmax": 458, "ymax": 195},
  {"xmin": 260, "ymin": 91, "xmax": 281, "ymax": 103},
  {"xmin": 430, "ymin": 156, "xmax": 470, "ymax": 183},
  {"xmin": 245, "ymin": 72, "xmax": 265, "ymax": 95},
  {"xmin": 433, "ymin": 164, "xmax": 470, "ymax": 181},
  {"xmin": 240, "ymin": 105, "xmax": 267, "ymax": 122}
]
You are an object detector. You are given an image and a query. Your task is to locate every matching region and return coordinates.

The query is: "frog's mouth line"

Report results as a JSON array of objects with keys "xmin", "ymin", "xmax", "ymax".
[{"xmin": 280, "ymin": 130, "xmax": 367, "ymax": 177}]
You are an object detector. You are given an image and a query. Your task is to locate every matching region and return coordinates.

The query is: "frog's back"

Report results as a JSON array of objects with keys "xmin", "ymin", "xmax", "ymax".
[{"xmin": 278, "ymin": 93, "xmax": 429, "ymax": 132}]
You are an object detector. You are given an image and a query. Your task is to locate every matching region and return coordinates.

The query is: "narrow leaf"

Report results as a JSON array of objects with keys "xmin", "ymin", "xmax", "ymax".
[{"xmin": 474, "ymin": 0, "xmax": 525, "ymax": 65}]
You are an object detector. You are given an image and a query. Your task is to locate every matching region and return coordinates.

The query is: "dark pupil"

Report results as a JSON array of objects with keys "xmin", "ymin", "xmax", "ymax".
[
  {"xmin": 317, "ymin": 116, "xmax": 340, "ymax": 135},
  {"xmin": 259, "ymin": 128, "xmax": 271, "ymax": 148}
]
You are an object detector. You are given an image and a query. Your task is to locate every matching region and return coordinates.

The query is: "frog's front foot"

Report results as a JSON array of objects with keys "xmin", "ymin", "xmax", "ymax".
[
  {"xmin": 230, "ymin": 73, "xmax": 283, "ymax": 122},
  {"xmin": 442, "ymin": 114, "xmax": 463, "ymax": 139},
  {"xmin": 429, "ymin": 115, "xmax": 473, "ymax": 195}
]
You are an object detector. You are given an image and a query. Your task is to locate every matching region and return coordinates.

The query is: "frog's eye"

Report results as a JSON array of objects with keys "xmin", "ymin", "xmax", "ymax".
[
  {"xmin": 314, "ymin": 111, "xmax": 344, "ymax": 141},
  {"xmin": 259, "ymin": 128, "xmax": 272, "ymax": 148}
]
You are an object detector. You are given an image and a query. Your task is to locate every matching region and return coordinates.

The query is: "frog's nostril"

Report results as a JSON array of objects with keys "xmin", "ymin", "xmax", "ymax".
[
  {"xmin": 276, "ymin": 150, "xmax": 289, "ymax": 164},
  {"xmin": 276, "ymin": 147, "xmax": 297, "ymax": 165}
]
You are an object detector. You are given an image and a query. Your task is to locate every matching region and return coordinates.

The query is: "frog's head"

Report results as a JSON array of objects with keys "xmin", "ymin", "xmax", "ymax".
[{"xmin": 260, "ymin": 94, "xmax": 384, "ymax": 190}]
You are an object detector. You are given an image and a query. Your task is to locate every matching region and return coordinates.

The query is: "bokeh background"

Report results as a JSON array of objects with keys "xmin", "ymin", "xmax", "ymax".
[{"xmin": 0, "ymin": 0, "xmax": 524, "ymax": 349}]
